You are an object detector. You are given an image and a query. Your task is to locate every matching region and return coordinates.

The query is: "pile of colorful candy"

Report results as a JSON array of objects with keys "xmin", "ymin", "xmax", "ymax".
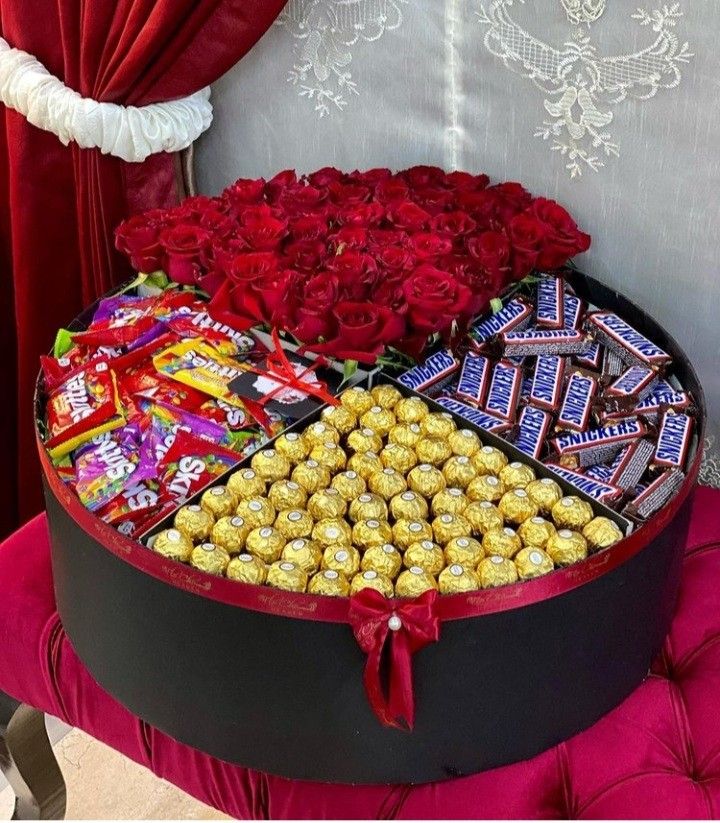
[
  {"xmin": 149, "ymin": 383, "xmax": 623, "ymax": 596},
  {"xmin": 398, "ymin": 274, "xmax": 695, "ymax": 522}
]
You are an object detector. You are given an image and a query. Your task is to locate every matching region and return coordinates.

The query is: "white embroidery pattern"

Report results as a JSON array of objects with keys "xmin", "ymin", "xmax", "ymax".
[
  {"xmin": 276, "ymin": 0, "xmax": 407, "ymax": 117},
  {"xmin": 700, "ymin": 436, "xmax": 720, "ymax": 489},
  {"xmin": 477, "ymin": 1, "xmax": 694, "ymax": 178}
]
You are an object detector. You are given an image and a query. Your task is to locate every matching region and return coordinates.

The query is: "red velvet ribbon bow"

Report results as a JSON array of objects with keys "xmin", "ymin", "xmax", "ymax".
[{"xmin": 348, "ymin": 589, "xmax": 440, "ymax": 730}]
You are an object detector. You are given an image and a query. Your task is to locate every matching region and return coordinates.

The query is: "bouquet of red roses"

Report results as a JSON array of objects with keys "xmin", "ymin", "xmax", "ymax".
[{"xmin": 115, "ymin": 166, "xmax": 590, "ymax": 365}]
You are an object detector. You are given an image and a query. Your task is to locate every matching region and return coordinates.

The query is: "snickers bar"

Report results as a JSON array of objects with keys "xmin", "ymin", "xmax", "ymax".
[
  {"xmin": 546, "ymin": 464, "xmax": 623, "ymax": 506},
  {"xmin": 625, "ymin": 469, "xmax": 685, "ymax": 520},
  {"xmin": 469, "ymin": 298, "xmax": 533, "ymax": 350},
  {"xmin": 557, "ymin": 372, "xmax": 598, "ymax": 432},
  {"xmin": 502, "ymin": 328, "xmax": 592, "ymax": 357},
  {"xmin": 514, "ymin": 406, "xmax": 552, "ymax": 460},
  {"xmin": 588, "ymin": 312, "xmax": 672, "ymax": 368},
  {"xmin": 397, "ymin": 348, "xmax": 459, "ymax": 392},
  {"xmin": 529, "ymin": 356, "xmax": 566, "ymax": 411},
  {"xmin": 435, "ymin": 396, "xmax": 512, "ymax": 434},
  {"xmin": 563, "ymin": 294, "xmax": 584, "ymax": 330},
  {"xmin": 606, "ymin": 365, "xmax": 658, "ymax": 401},
  {"xmin": 652, "ymin": 411, "xmax": 693, "ymax": 470},
  {"xmin": 608, "ymin": 439, "xmax": 655, "ymax": 490},
  {"xmin": 455, "ymin": 353, "xmax": 491, "ymax": 406},
  {"xmin": 551, "ymin": 418, "xmax": 647, "ymax": 467},
  {"xmin": 485, "ymin": 361, "xmax": 523, "ymax": 422},
  {"xmin": 574, "ymin": 341, "xmax": 603, "ymax": 371},
  {"xmin": 536, "ymin": 276, "xmax": 565, "ymax": 329}
]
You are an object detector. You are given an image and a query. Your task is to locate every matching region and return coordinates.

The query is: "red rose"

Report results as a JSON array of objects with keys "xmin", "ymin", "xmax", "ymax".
[
  {"xmin": 115, "ymin": 211, "xmax": 169, "ymax": 273},
  {"xmin": 280, "ymin": 271, "xmax": 340, "ymax": 342},
  {"xmin": 210, "ymin": 268, "xmax": 293, "ymax": 329},
  {"xmin": 159, "ymin": 224, "xmax": 212, "ymax": 285},
  {"xmin": 490, "ymin": 182, "xmax": 533, "ymax": 222},
  {"xmin": 374, "ymin": 177, "xmax": 410, "ymax": 204},
  {"xmin": 409, "ymin": 232, "xmax": 453, "ymax": 260},
  {"xmin": 278, "ymin": 184, "xmax": 327, "ymax": 217},
  {"xmin": 531, "ymin": 198, "xmax": 591, "ymax": 269},
  {"xmin": 283, "ymin": 240, "xmax": 327, "ymax": 272},
  {"xmin": 348, "ymin": 168, "xmax": 393, "ymax": 187},
  {"xmin": 411, "ymin": 186, "xmax": 455, "ymax": 215},
  {"xmin": 336, "ymin": 201, "xmax": 385, "ymax": 227},
  {"xmin": 374, "ymin": 245, "xmax": 414, "ymax": 273},
  {"xmin": 265, "ymin": 170, "xmax": 298, "ymax": 203},
  {"xmin": 367, "ymin": 228, "xmax": 408, "ymax": 248},
  {"xmin": 307, "ymin": 301, "xmax": 405, "ymax": 363},
  {"xmin": 432, "ymin": 210, "xmax": 477, "ymax": 237},
  {"xmin": 328, "ymin": 251, "xmax": 379, "ymax": 300},
  {"xmin": 508, "ymin": 213, "xmax": 546, "ymax": 280},
  {"xmin": 307, "ymin": 167, "xmax": 344, "ymax": 187},
  {"xmin": 225, "ymin": 252, "xmax": 279, "ymax": 285},
  {"xmin": 289, "ymin": 215, "xmax": 329, "ymax": 241},
  {"xmin": 388, "ymin": 200, "xmax": 432, "ymax": 232},
  {"xmin": 328, "ymin": 182, "xmax": 371, "ymax": 206},
  {"xmin": 402, "ymin": 266, "xmax": 472, "ymax": 334},
  {"xmin": 223, "ymin": 179, "xmax": 266, "ymax": 210},
  {"xmin": 446, "ymin": 171, "xmax": 489, "ymax": 190},
  {"xmin": 237, "ymin": 206, "xmax": 288, "ymax": 251},
  {"xmin": 327, "ymin": 226, "xmax": 369, "ymax": 251},
  {"xmin": 402, "ymin": 165, "xmax": 447, "ymax": 189},
  {"xmin": 467, "ymin": 230, "xmax": 511, "ymax": 272},
  {"xmin": 372, "ymin": 278, "xmax": 409, "ymax": 313}
]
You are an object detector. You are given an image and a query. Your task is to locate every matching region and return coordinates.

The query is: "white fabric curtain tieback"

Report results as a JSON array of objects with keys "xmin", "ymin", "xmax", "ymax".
[{"xmin": 0, "ymin": 37, "xmax": 213, "ymax": 162}]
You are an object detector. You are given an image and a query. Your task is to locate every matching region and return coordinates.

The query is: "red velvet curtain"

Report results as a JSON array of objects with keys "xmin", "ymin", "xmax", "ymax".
[{"xmin": 0, "ymin": 0, "xmax": 288, "ymax": 537}]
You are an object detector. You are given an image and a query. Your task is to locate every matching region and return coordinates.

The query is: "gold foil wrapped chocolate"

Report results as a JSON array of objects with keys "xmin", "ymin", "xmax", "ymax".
[
  {"xmin": 211, "ymin": 515, "xmax": 252, "ymax": 554},
  {"xmin": 273, "ymin": 432, "xmax": 309, "ymax": 463},
  {"xmin": 370, "ymin": 384, "xmax": 402, "ymax": 409},
  {"xmin": 369, "ymin": 467, "xmax": 407, "ymax": 500},
  {"xmin": 312, "ymin": 518, "xmax": 353, "ymax": 547},
  {"xmin": 388, "ymin": 422, "xmax": 423, "ymax": 449},
  {"xmin": 309, "ymin": 441, "xmax": 347, "ymax": 473},
  {"xmin": 551, "ymin": 496, "xmax": 594, "ymax": 530},
  {"xmin": 350, "ymin": 570, "xmax": 394, "ymax": 597},
  {"xmin": 404, "ymin": 540, "xmax": 445, "ymax": 575},
  {"xmin": 464, "ymin": 501, "xmax": 504, "ymax": 536},
  {"xmin": 393, "ymin": 518, "xmax": 434, "ymax": 550},
  {"xmin": 291, "ymin": 459, "xmax": 331, "ymax": 493},
  {"xmin": 331, "ymin": 470, "xmax": 366, "ymax": 501},
  {"xmin": 320, "ymin": 404, "xmax": 357, "ymax": 435},
  {"xmin": 431, "ymin": 487, "xmax": 469, "ymax": 517},
  {"xmin": 226, "ymin": 553, "xmax": 267, "ymax": 585},
  {"xmin": 347, "ymin": 427, "xmax": 383, "ymax": 454},
  {"xmin": 307, "ymin": 488, "xmax": 347, "ymax": 520},
  {"xmin": 439, "ymin": 563, "xmax": 480, "ymax": 594},
  {"xmin": 395, "ymin": 566, "xmax": 438, "ymax": 597},
  {"xmin": 466, "ymin": 474, "xmax": 505, "ymax": 503},
  {"xmin": 389, "ymin": 490, "xmax": 429, "ymax": 521},
  {"xmin": 236, "ymin": 497, "xmax": 276, "ymax": 529},
  {"xmin": 525, "ymin": 477, "xmax": 563, "ymax": 514},
  {"xmin": 445, "ymin": 536, "xmax": 484, "ymax": 568},
  {"xmin": 246, "ymin": 526, "xmax": 286, "ymax": 563},
  {"xmin": 499, "ymin": 461, "xmax": 536, "ymax": 490},
  {"xmin": 346, "ymin": 450, "xmax": 383, "ymax": 480},
  {"xmin": 190, "ymin": 542, "xmax": 231, "ymax": 576},
  {"xmin": 472, "ymin": 445, "xmax": 508, "ymax": 476},
  {"xmin": 421, "ymin": 411, "xmax": 456, "ymax": 439},
  {"xmin": 308, "ymin": 569, "xmax": 350, "ymax": 597},
  {"xmin": 227, "ymin": 468, "xmax": 266, "ymax": 501},
  {"xmin": 432, "ymin": 513, "xmax": 472, "ymax": 545},
  {"xmin": 267, "ymin": 560, "xmax": 308, "ymax": 592},
  {"xmin": 281, "ymin": 537, "xmax": 323, "ymax": 574},
  {"xmin": 442, "ymin": 455, "xmax": 477, "ymax": 489},
  {"xmin": 339, "ymin": 386, "xmax": 374, "ymax": 416},
  {"xmin": 322, "ymin": 545, "xmax": 361, "ymax": 577},
  {"xmin": 200, "ymin": 486, "xmax": 238, "ymax": 519},
  {"xmin": 380, "ymin": 443, "xmax": 417, "ymax": 474},
  {"xmin": 481, "ymin": 527, "xmax": 522, "ymax": 559},
  {"xmin": 303, "ymin": 421, "xmax": 341, "ymax": 447},
  {"xmin": 407, "ymin": 463, "xmax": 446, "ymax": 497},
  {"xmin": 352, "ymin": 518, "xmax": 393, "ymax": 549},
  {"xmin": 477, "ymin": 555, "xmax": 519, "ymax": 588},
  {"xmin": 394, "ymin": 396, "xmax": 429, "ymax": 425},
  {"xmin": 448, "ymin": 428, "xmax": 482, "ymax": 458},
  {"xmin": 582, "ymin": 517, "xmax": 623, "ymax": 552},
  {"xmin": 361, "ymin": 543, "xmax": 403, "ymax": 579},
  {"xmin": 268, "ymin": 479, "xmax": 308, "ymax": 511},
  {"xmin": 517, "ymin": 517, "xmax": 556, "ymax": 549},
  {"xmin": 546, "ymin": 529, "xmax": 588, "ymax": 566},
  {"xmin": 275, "ymin": 509, "xmax": 314, "ymax": 540},
  {"xmin": 498, "ymin": 488, "xmax": 539, "ymax": 525},
  {"xmin": 415, "ymin": 436, "xmax": 453, "ymax": 466},
  {"xmin": 515, "ymin": 547, "xmax": 554, "ymax": 580},
  {"xmin": 174, "ymin": 505, "xmax": 214, "ymax": 543},
  {"xmin": 360, "ymin": 405, "xmax": 396, "ymax": 437},
  {"xmin": 348, "ymin": 492, "xmax": 388, "ymax": 522},
  {"xmin": 250, "ymin": 449, "xmax": 291, "ymax": 483},
  {"xmin": 153, "ymin": 529, "xmax": 194, "ymax": 563}
]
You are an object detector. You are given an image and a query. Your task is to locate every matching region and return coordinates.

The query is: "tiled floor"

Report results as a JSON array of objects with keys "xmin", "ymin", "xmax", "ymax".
[{"xmin": 0, "ymin": 726, "xmax": 228, "ymax": 820}]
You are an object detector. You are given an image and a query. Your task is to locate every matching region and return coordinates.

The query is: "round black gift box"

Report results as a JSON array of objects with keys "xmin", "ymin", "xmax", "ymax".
[{"xmin": 38, "ymin": 273, "xmax": 705, "ymax": 785}]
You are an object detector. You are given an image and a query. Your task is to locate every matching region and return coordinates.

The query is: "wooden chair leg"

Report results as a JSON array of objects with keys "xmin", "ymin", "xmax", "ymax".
[{"xmin": 0, "ymin": 700, "xmax": 66, "ymax": 820}]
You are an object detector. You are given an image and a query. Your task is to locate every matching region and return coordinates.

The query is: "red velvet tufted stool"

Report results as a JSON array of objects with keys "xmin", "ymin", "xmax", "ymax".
[{"xmin": 2, "ymin": 486, "xmax": 720, "ymax": 819}]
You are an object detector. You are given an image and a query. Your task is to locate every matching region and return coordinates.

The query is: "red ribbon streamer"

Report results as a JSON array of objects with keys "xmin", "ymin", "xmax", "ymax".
[{"xmin": 348, "ymin": 589, "xmax": 440, "ymax": 730}]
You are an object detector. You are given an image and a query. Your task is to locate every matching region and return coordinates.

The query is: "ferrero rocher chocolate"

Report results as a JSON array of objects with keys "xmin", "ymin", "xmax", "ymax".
[
  {"xmin": 190, "ymin": 542, "xmax": 231, "ymax": 576},
  {"xmin": 404, "ymin": 540, "xmax": 445, "ymax": 575},
  {"xmin": 227, "ymin": 468, "xmax": 266, "ymax": 501},
  {"xmin": 307, "ymin": 488, "xmax": 347, "ymax": 520},
  {"xmin": 515, "ymin": 547, "xmax": 554, "ymax": 580},
  {"xmin": 498, "ymin": 488, "xmax": 539, "ymax": 525},
  {"xmin": 477, "ymin": 555, "xmax": 519, "ymax": 588},
  {"xmin": 174, "ymin": 504, "xmax": 214, "ymax": 543},
  {"xmin": 439, "ymin": 563, "xmax": 480, "ymax": 594},
  {"xmin": 393, "ymin": 518, "xmax": 434, "ymax": 550},
  {"xmin": 308, "ymin": 569, "xmax": 350, "ymax": 597},
  {"xmin": 352, "ymin": 518, "xmax": 393, "ymax": 549},
  {"xmin": 361, "ymin": 543, "xmax": 403, "ymax": 578},
  {"xmin": 546, "ymin": 529, "xmax": 588, "ymax": 566},
  {"xmin": 517, "ymin": 516, "xmax": 556, "ymax": 549},
  {"xmin": 395, "ymin": 566, "xmax": 438, "ymax": 597},
  {"xmin": 551, "ymin": 496, "xmax": 594, "ymax": 530},
  {"xmin": 309, "ymin": 441, "xmax": 347, "ymax": 473},
  {"xmin": 153, "ymin": 528, "xmax": 193, "ymax": 562},
  {"xmin": 445, "ymin": 536, "xmax": 484, "ymax": 568},
  {"xmin": 268, "ymin": 479, "xmax": 308, "ymax": 511},
  {"xmin": 250, "ymin": 449, "xmax": 291, "ymax": 483},
  {"xmin": 275, "ymin": 509, "xmax": 314, "ymax": 540},
  {"xmin": 415, "ymin": 436, "xmax": 453, "ymax": 466},
  {"xmin": 582, "ymin": 517, "xmax": 623, "ymax": 552},
  {"xmin": 525, "ymin": 477, "xmax": 563, "ymax": 514},
  {"xmin": 303, "ymin": 421, "xmax": 341, "ymax": 447},
  {"xmin": 291, "ymin": 459, "xmax": 331, "ymax": 493},
  {"xmin": 448, "ymin": 428, "xmax": 482, "ymax": 458},
  {"xmin": 390, "ymin": 490, "xmax": 429, "ymax": 521},
  {"xmin": 236, "ymin": 497, "xmax": 276, "ymax": 529},
  {"xmin": 200, "ymin": 486, "xmax": 238, "ymax": 519},
  {"xmin": 442, "ymin": 455, "xmax": 477, "ymax": 489},
  {"xmin": 380, "ymin": 443, "xmax": 417, "ymax": 474},
  {"xmin": 394, "ymin": 396, "xmax": 429, "ymax": 425},
  {"xmin": 350, "ymin": 570, "xmax": 395, "ymax": 597},
  {"xmin": 432, "ymin": 513, "xmax": 472, "ymax": 545},
  {"xmin": 421, "ymin": 411, "xmax": 456, "ymax": 439},
  {"xmin": 369, "ymin": 467, "xmax": 407, "ymax": 500},
  {"xmin": 481, "ymin": 526, "xmax": 522, "ymax": 559},
  {"xmin": 388, "ymin": 422, "xmax": 423, "ymax": 449},
  {"xmin": 281, "ymin": 537, "xmax": 323, "ymax": 573},
  {"xmin": 322, "ymin": 545, "xmax": 361, "ymax": 577},
  {"xmin": 211, "ymin": 515, "xmax": 252, "ymax": 554},
  {"xmin": 431, "ymin": 487, "xmax": 469, "ymax": 517},
  {"xmin": 360, "ymin": 405, "xmax": 396, "ymax": 437},
  {"xmin": 407, "ymin": 463, "xmax": 446, "ymax": 497},
  {"xmin": 312, "ymin": 518, "xmax": 353, "ymax": 547},
  {"xmin": 370, "ymin": 383, "xmax": 402, "ymax": 409},
  {"xmin": 339, "ymin": 385, "xmax": 374, "ymax": 416},
  {"xmin": 472, "ymin": 445, "xmax": 508, "ymax": 476},
  {"xmin": 347, "ymin": 427, "xmax": 383, "ymax": 454},
  {"xmin": 499, "ymin": 461, "xmax": 536, "ymax": 490},
  {"xmin": 246, "ymin": 526, "xmax": 286, "ymax": 563},
  {"xmin": 348, "ymin": 492, "xmax": 388, "ymax": 522},
  {"xmin": 267, "ymin": 560, "xmax": 307, "ymax": 592},
  {"xmin": 466, "ymin": 474, "xmax": 505, "ymax": 503},
  {"xmin": 320, "ymin": 404, "xmax": 357, "ymax": 435},
  {"xmin": 226, "ymin": 553, "xmax": 267, "ymax": 584},
  {"xmin": 464, "ymin": 501, "xmax": 504, "ymax": 535},
  {"xmin": 273, "ymin": 432, "xmax": 309, "ymax": 463},
  {"xmin": 346, "ymin": 450, "xmax": 383, "ymax": 480},
  {"xmin": 331, "ymin": 470, "xmax": 366, "ymax": 501}
]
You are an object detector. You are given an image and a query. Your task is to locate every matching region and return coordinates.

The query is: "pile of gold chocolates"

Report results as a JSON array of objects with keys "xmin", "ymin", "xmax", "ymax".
[{"xmin": 150, "ymin": 384, "xmax": 624, "ymax": 597}]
